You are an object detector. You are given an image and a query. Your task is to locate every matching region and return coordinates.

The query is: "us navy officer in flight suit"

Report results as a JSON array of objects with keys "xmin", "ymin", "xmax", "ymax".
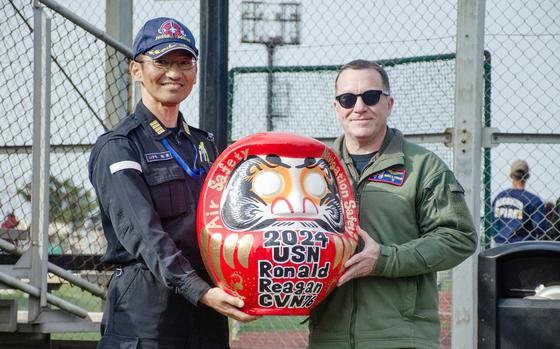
[{"xmin": 89, "ymin": 17, "xmax": 258, "ymax": 349}]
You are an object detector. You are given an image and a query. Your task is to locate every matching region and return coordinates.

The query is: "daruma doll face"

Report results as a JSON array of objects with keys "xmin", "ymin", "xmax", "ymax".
[{"xmin": 197, "ymin": 132, "xmax": 358, "ymax": 315}]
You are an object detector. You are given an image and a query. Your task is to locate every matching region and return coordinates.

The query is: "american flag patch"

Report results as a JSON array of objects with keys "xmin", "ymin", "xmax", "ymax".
[{"xmin": 368, "ymin": 168, "xmax": 406, "ymax": 186}]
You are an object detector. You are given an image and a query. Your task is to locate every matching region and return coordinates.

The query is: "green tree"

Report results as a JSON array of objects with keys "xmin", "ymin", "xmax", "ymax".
[{"xmin": 17, "ymin": 175, "xmax": 99, "ymax": 229}]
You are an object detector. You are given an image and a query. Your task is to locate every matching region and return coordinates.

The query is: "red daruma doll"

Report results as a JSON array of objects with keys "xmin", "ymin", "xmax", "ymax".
[{"xmin": 197, "ymin": 132, "xmax": 358, "ymax": 315}]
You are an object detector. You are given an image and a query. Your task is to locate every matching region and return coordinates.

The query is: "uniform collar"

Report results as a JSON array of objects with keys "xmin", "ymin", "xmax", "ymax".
[
  {"xmin": 369, "ymin": 128, "xmax": 405, "ymax": 173},
  {"xmin": 334, "ymin": 128, "xmax": 405, "ymax": 181},
  {"xmin": 134, "ymin": 101, "xmax": 191, "ymax": 140}
]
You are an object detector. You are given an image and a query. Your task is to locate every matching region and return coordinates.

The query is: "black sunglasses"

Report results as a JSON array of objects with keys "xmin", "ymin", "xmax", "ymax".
[{"xmin": 335, "ymin": 90, "xmax": 389, "ymax": 109}]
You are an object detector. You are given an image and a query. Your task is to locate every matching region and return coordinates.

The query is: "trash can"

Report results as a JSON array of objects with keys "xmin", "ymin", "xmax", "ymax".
[{"xmin": 478, "ymin": 241, "xmax": 560, "ymax": 349}]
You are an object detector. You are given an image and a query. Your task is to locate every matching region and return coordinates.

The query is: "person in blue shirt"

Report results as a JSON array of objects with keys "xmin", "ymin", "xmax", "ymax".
[{"xmin": 492, "ymin": 160, "xmax": 549, "ymax": 244}]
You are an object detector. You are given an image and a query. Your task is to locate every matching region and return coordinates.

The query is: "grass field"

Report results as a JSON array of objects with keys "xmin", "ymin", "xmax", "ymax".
[
  {"xmin": 0, "ymin": 284, "xmax": 103, "ymax": 340},
  {"xmin": 237, "ymin": 315, "xmax": 307, "ymax": 332},
  {"xmin": 0, "ymin": 283, "xmax": 103, "ymax": 312}
]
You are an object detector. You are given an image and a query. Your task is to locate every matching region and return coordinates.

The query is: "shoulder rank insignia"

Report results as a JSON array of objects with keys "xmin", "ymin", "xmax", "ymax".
[
  {"xmin": 368, "ymin": 167, "xmax": 406, "ymax": 186},
  {"xmin": 149, "ymin": 119, "xmax": 165, "ymax": 135}
]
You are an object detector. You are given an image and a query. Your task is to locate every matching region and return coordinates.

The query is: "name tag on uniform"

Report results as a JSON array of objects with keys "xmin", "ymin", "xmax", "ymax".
[
  {"xmin": 145, "ymin": 151, "xmax": 172, "ymax": 163},
  {"xmin": 368, "ymin": 168, "xmax": 406, "ymax": 186}
]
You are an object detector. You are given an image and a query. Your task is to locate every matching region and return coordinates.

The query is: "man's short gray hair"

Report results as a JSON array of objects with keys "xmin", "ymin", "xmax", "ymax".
[{"xmin": 335, "ymin": 59, "xmax": 391, "ymax": 95}]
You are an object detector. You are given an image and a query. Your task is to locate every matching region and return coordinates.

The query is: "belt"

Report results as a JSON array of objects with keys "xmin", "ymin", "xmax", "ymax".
[{"xmin": 114, "ymin": 260, "xmax": 145, "ymax": 276}]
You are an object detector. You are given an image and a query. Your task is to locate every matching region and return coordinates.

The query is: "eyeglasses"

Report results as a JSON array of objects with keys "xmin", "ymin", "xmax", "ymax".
[
  {"xmin": 136, "ymin": 58, "xmax": 197, "ymax": 72},
  {"xmin": 335, "ymin": 90, "xmax": 389, "ymax": 109}
]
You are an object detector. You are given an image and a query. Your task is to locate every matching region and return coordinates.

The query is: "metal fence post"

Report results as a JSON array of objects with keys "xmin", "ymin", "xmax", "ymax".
[
  {"xmin": 452, "ymin": 0, "xmax": 486, "ymax": 347},
  {"xmin": 482, "ymin": 51, "xmax": 493, "ymax": 246},
  {"xmin": 199, "ymin": 0, "xmax": 229, "ymax": 151},
  {"xmin": 30, "ymin": 0, "xmax": 52, "ymax": 320},
  {"xmin": 105, "ymin": 0, "xmax": 132, "ymax": 128}
]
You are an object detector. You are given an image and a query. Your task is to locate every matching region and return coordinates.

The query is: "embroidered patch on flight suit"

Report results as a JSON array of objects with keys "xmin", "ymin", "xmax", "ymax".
[
  {"xmin": 368, "ymin": 167, "xmax": 406, "ymax": 186},
  {"xmin": 145, "ymin": 151, "xmax": 172, "ymax": 162}
]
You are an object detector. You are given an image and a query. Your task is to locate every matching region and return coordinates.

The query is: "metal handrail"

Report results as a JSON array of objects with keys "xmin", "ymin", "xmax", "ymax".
[
  {"xmin": 0, "ymin": 238, "xmax": 106, "ymax": 299},
  {"xmin": 38, "ymin": 0, "xmax": 133, "ymax": 59},
  {"xmin": 0, "ymin": 271, "xmax": 89, "ymax": 318}
]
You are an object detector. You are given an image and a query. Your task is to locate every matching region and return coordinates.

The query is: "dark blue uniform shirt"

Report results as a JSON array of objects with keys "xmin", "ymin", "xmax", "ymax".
[
  {"xmin": 89, "ymin": 101, "xmax": 218, "ymax": 304},
  {"xmin": 492, "ymin": 188, "xmax": 549, "ymax": 244}
]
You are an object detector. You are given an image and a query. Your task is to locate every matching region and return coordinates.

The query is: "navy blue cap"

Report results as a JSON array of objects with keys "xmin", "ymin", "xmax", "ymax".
[{"xmin": 132, "ymin": 17, "xmax": 198, "ymax": 60}]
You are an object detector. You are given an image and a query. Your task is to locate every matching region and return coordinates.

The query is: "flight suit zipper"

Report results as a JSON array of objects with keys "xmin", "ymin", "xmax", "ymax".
[
  {"xmin": 344, "ymin": 151, "xmax": 380, "ymax": 348},
  {"xmin": 349, "ymin": 278, "xmax": 358, "ymax": 349},
  {"xmin": 349, "ymin": 177, "xmax": 369, "ymax": 349}
]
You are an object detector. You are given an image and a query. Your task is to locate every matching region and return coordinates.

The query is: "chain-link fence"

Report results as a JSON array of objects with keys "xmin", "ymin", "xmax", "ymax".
[
  {"xmin": 229, "ymin": 54, "xmax": 458, "ymax": 141},
  {"xmin": 482, "ymin": 1, "xmax": 560, "ymax": 249},
  {"xmin": 2, "ymin": 0, "xmax": 125, "ymax": 340},
  {"xmin": 0, "ymin": 0, "xmax": 558, "ymax": 348}
]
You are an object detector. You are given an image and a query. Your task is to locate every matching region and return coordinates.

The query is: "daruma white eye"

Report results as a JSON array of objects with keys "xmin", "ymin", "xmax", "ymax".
[
  {"xmin": 253, "ymin": 171, "xmax": 283, "ymax": 196},
  {"xmin": 304, "ymin": 172, "xmax": 326, "ymax": 197}
]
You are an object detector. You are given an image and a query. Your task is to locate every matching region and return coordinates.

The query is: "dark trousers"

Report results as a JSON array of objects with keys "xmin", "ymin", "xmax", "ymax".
[{"xmin": 98, "ymin": 264, "xmax": 229, "ymax": 349}]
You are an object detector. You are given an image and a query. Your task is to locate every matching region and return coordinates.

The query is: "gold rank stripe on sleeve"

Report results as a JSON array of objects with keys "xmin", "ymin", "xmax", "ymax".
[{"xmin": 149, "ymin": 120, "xmax": 165, "ymax": 135}]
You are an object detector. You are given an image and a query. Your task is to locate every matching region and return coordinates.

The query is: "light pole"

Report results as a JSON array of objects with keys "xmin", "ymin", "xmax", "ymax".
[{"xmin": 241, "ymin": 1, "xmax": 300, "ymax": 131}]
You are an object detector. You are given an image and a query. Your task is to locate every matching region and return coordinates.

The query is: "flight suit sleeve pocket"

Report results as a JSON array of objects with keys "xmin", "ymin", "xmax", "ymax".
[
  {"xmin": 447, "ymin": 181, "xmax": 473, "ymax": 232},
  {"xmin": 144, "ymin": 165, "xmax": 192, "ymax": 218}
]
